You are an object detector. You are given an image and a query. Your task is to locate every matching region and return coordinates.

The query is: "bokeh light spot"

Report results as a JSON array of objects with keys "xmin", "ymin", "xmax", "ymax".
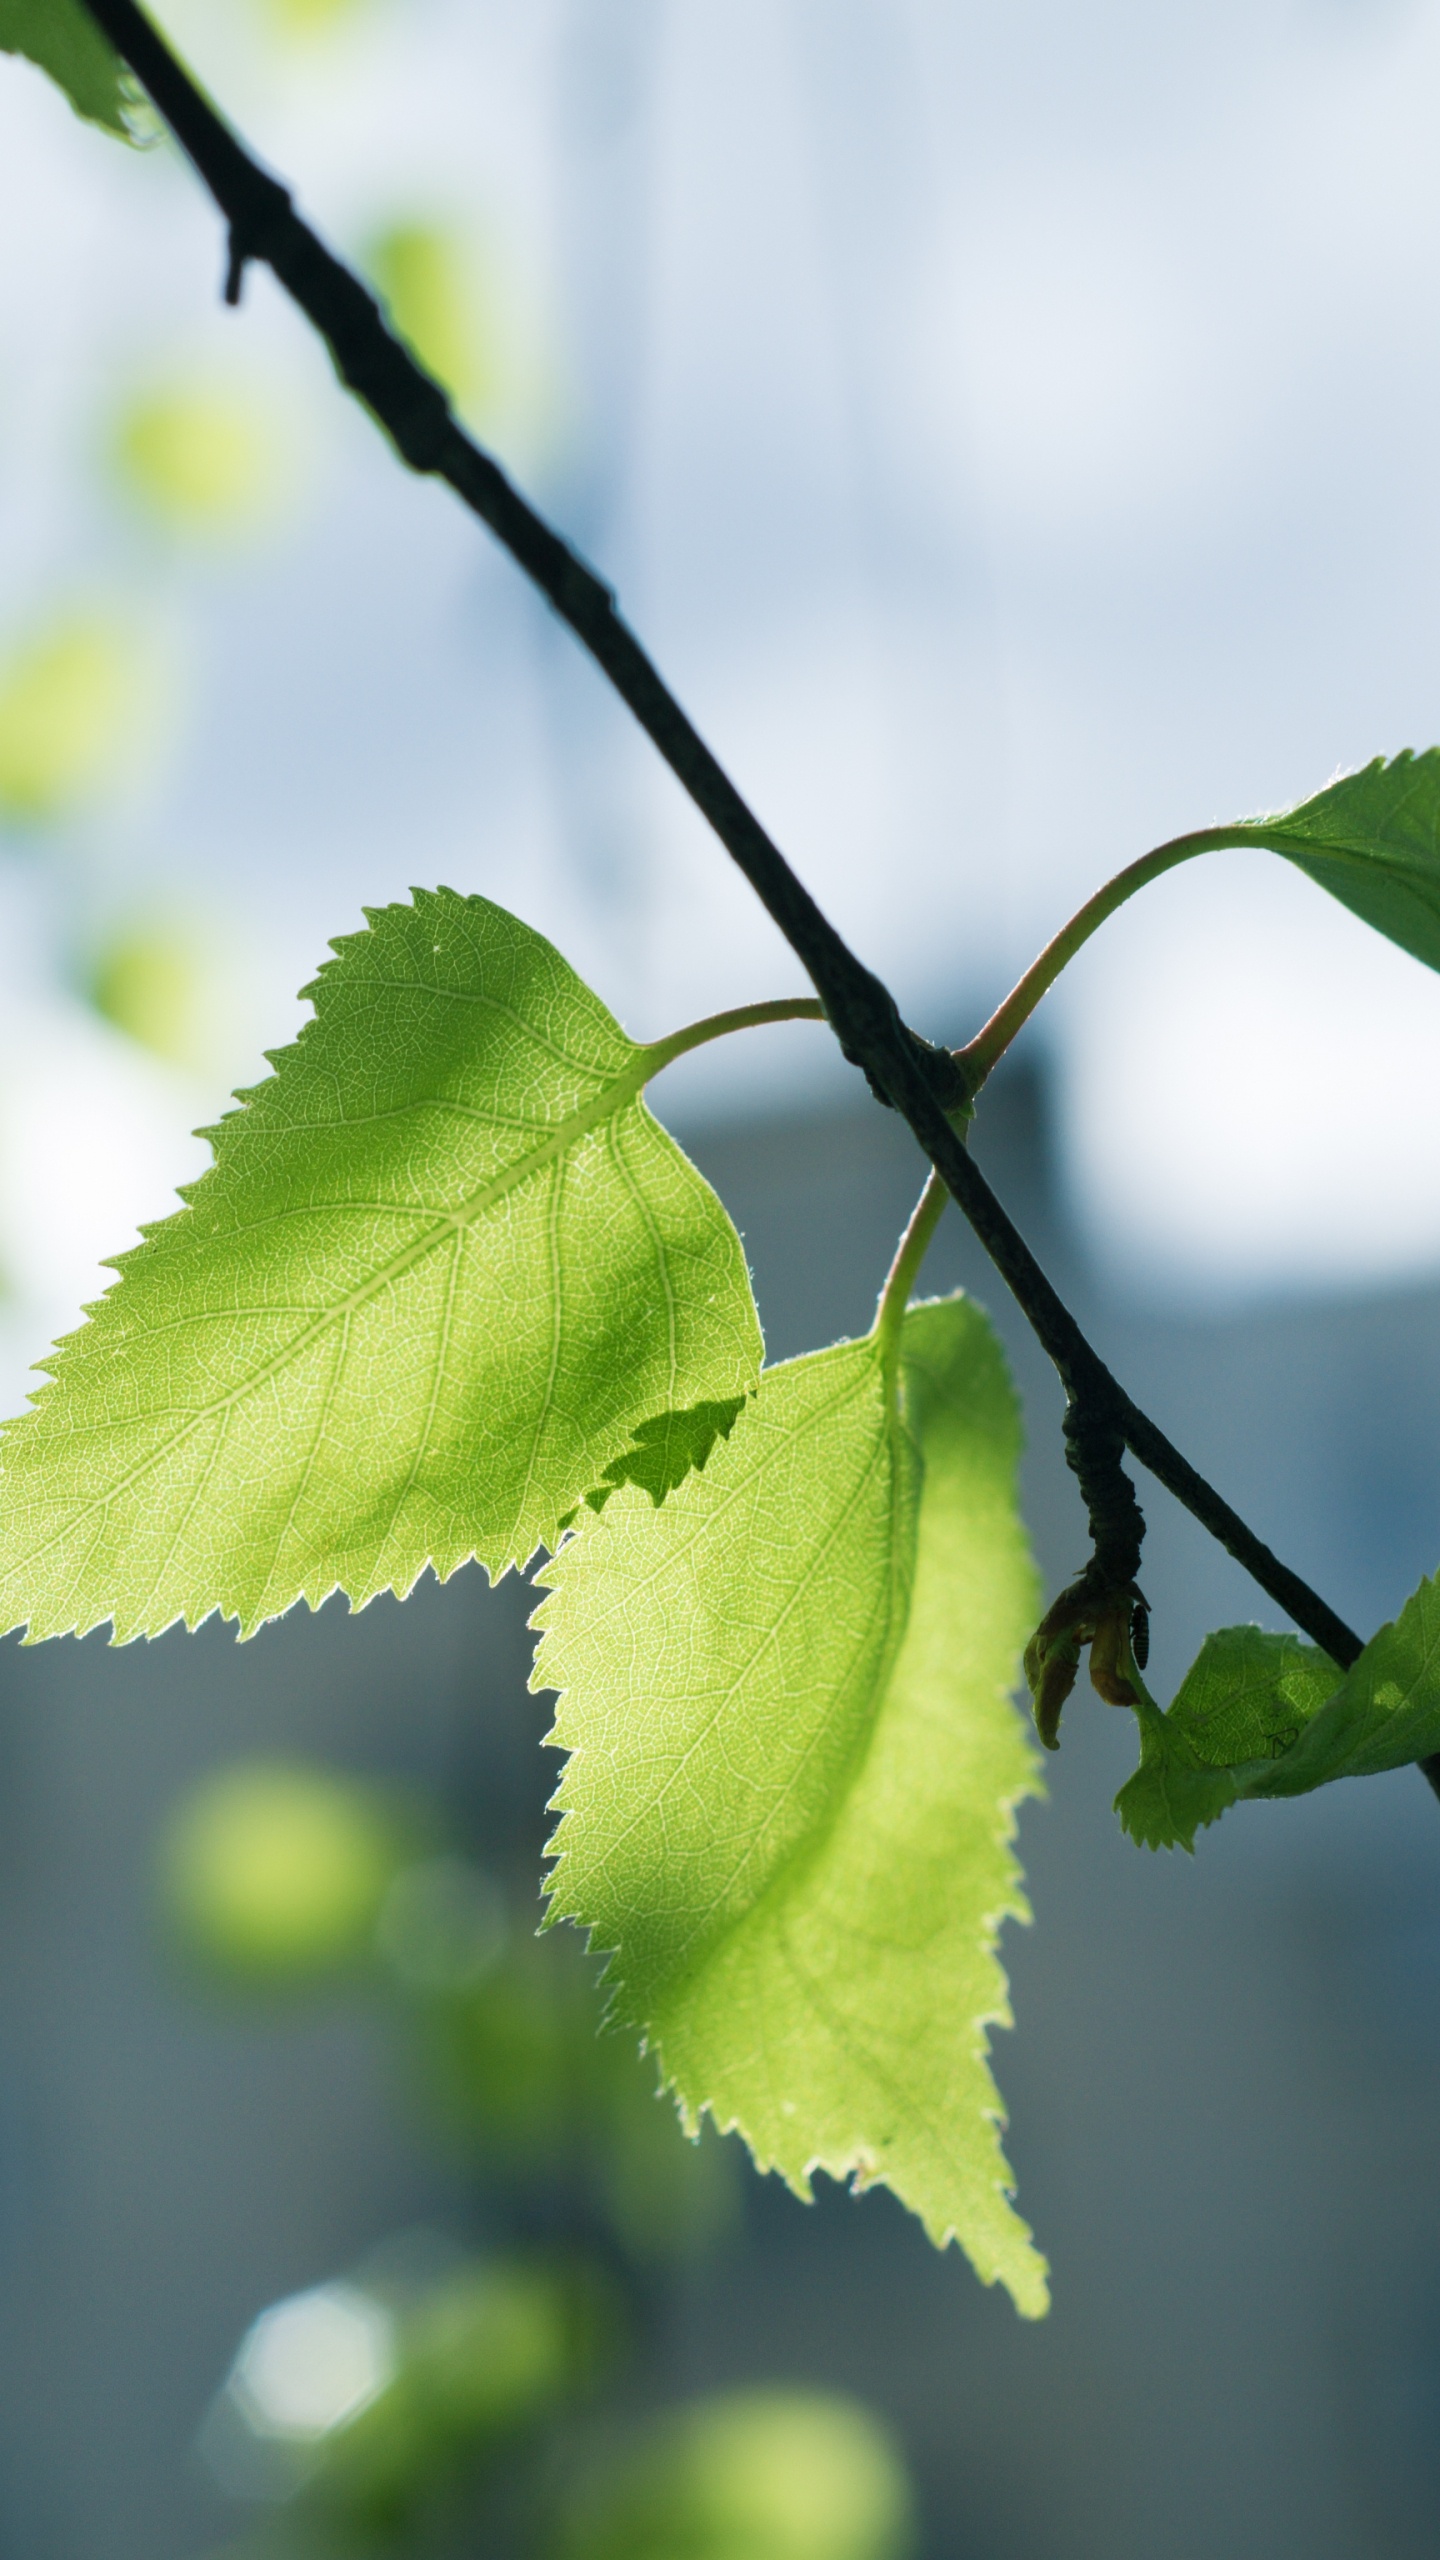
[{"xmin": 230, "ymin": 2282, "xmax": 396, "ymax": 2442}]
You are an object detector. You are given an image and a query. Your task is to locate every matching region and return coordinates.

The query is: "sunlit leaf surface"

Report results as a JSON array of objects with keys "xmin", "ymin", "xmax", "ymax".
[
  {"xmin": 536, "ymin": 1295, "xmax": 1047, "ymax": 2312},
  {"xmin": 0, "ymin": 891, "xmax": 761, "ymax": 1639}
]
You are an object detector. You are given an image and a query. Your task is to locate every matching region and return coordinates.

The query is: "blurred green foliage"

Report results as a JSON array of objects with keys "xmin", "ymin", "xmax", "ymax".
[
  {"xmin": 161, "ymin": 1763, "xmax": 409, "ymax": 1985},
  {"xmin": 113, "ymin": 384, "xmax": 284, "ymax": 534},
  {"xmin": 0, "ymin": 618, "xmax": 136, "ymax": 825},
  {"xmin": 168, "ymin": 1757, "xmax": 916, "ymax": 2560},
  {"xmin": 410, "ymin": 1915, "xmax": 735, "ymax": 2263},
  {"xmin": 550, "ymin": 2391, "xmax": 915, "ymax": 2560},
  {"xmin": 292, "ymin": 2261, "xmax": 607, "ymax": 2546}
]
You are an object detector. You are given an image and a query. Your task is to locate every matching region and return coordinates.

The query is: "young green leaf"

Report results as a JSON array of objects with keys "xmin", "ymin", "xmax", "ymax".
[
  {"xmin": 0, "ymin": 891, "xmax": 761, "ymax": 1640},
  {"xmin": 1116, "ymin": 1591, "xmax": 1440, "ymax": 1849},
  {"xmin": 535, "ymin": 1294, "xmax": 1048, "ymax": 2316},
  {"xmin": 1241, "ymin": 750, "xmax": 1440, "ymax": 974},
  {"xmin": 1249, "ymin": 1575, "xmax": 1440, "ymax": 1797},
  {"xmin": 1115, "ymin": 1626, "xmax": 1339, "ymax": 1852},
  {"xmin": 0, "ymin": 0, "xmax": 133, "ymax": 134}
]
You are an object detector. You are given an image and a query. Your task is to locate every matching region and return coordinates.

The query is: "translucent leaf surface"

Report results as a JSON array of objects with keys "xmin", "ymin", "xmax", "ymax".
[
  {"xmin": 583, "ymin": 1397, "xmax": 745, "ymax": 1513},
  {"xmin": 0, "ymin": 891, "xmax": 761, "ymax": 1640},
  {"xmin": 0, "ymin": 0, "xmax": 132, "ymax": 132},
  {"xmin": 535, "ymin": 1295, "xmax": 1047, "ymax": 2314},
  {"xmin": 1241, "ymin": 751, "xmax": 1440, "ymax": 973},
  {"xmin": 1116, "ymin": 1627, "xmax": 1338, "ymax": 1851}
]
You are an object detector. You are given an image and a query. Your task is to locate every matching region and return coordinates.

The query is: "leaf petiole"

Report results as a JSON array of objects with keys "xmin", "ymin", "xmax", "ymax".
[
  {"xmin": 641, "ymin": 996, "xmax": 827, "ymax": 1079},
  {"xmin": 956, "ymin": 829, "xmax": 1236, "ymax": 1095},
  {"xmin": 875, "ymin": 1170, "xmax": 949, "ymax": 1365}
]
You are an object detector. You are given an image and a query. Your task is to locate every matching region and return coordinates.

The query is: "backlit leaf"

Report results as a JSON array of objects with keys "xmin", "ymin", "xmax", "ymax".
[
  {"xmin": 583, "ymin": 1397, "xmax": 745, "ymax": 1513},
  {"xmin": 1240, "ymin": 750, "xmax": 1440, "ymax": 973},
  {"xmin": 0, "ymin": 891, "xmax": 761, "ymax": 1640},
  {"xmin": 535, "ymin": 1294, "xmax": 1047, "ymax": 2315},
  {"xmin": 0, "ymin": 0, "xmax": 134, "ymax": 133}
]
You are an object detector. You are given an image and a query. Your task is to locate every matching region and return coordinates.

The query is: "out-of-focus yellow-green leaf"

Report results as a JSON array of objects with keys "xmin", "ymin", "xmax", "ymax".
[
  {"xmin": 368, "ymin": 222, "xmax": 496, "ymax": 415},
  {"xmin": 256, "ymin": 0, "xmax": 369, "ymax": 36},
  {"xmin": 113, "ymin": 385, "xmax": 283, "ymax": 533},
  {"xmin": 550, "ymin": 2390, "xmax": 915, "ymax": 2560},
  {"xmin": 161, "ymin": 1761, "xmax": 408, "ymax": 1985},
  {"xmin": 0, "ymin": 619, "xmax": 136, "ymax": 825},
  {"xmin": 88, "ymin": 926, "xmax": 202, "ymax": 1067}
]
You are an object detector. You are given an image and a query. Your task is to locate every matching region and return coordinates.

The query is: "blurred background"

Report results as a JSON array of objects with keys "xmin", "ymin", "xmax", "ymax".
[{"xmin": 3, "ymin": 0, "xmax": 1440, "ymax": 2552}]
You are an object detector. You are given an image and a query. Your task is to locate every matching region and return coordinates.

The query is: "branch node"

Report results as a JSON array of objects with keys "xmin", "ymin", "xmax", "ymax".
[{"xmin": 1023, "ymin": 1385, "xmax": 1148, "ymax": 1749}]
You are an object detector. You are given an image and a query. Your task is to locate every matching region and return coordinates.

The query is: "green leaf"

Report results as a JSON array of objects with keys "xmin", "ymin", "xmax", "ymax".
[
  {"xmin": 0, "ymin": 0, "xmax": 134, "ymax": 134},
  {"xmin": 1115, "ymin": 1626, "xmax": 1339, "ymax": 1852},
  {"xmin": 0, "ymin": 890, "xmax": 761, "ymax": 1641},
  {"xmin": 1249, "ymin": 1575, "xmax": 1440, "ymax": 1796},
  {"xmin": 534, "ymin": 1294, "xmax": 1048, "ymax": 2316},
  {"xmin": 1115, "ymin": 1595, "xmax": 1440, "ymax": 1848},
  {"xmin": 582, "ymin": 1397, "xmax": 746, "ymax": 1513},
  {"xmin": 1240, "ymin": 750, "xmax": 1440, "ymax": 974}
]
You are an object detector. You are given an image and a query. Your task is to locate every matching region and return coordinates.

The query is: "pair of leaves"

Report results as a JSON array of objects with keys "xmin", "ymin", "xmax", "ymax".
[
  {"xmin": 0, "ymin": 887, "xmax": 1048, "ymax": 2310},
  {"xmin": 537, "ymin": 1295, "xmax": 1049, "ymax": 2319},
  {"xmin": 1117, "ymin": 1580, "xmax": 1440, "ymax": 1850},
  {"xmin": 0, "ymin": 890, "xmax": 761, "ymax": 1638},
  {"xmin": 0, "ymin": 0, "xmax": 134, "ymax": 135}
]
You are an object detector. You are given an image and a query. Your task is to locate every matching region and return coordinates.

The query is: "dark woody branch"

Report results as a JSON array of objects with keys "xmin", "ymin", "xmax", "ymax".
[{"xmin": 78, "ymin": 0, "xmax": 1398, "ymax": 1764}]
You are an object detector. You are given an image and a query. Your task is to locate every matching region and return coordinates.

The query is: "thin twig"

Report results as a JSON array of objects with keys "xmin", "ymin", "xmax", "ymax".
[{"xmin": 77, "ymin": 0, "xmax": 1373, "ymax": 1696}]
